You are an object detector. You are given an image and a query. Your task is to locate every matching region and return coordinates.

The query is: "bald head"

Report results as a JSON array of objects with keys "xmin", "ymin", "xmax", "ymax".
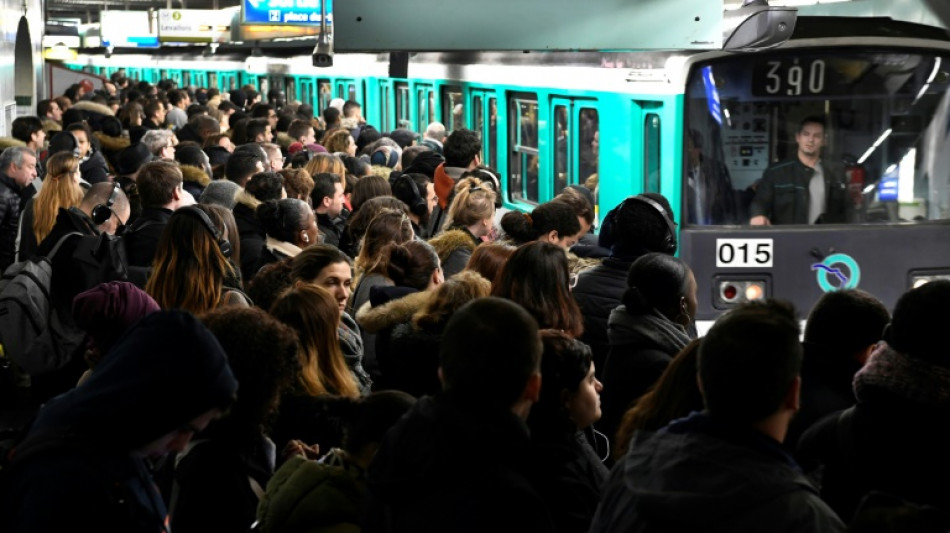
[{"xmin": 81, "ymin": 182, "xmax": 131, "ymax": 234}]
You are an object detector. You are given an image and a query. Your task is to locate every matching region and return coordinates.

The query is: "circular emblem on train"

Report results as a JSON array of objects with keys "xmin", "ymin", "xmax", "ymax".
[
  {"xmin": 172, "ymin": 10, "xmax": 182, "ymax": 20},
  {"xmin": 811, "ymin": 253, "xmax": 861, "ymax": 292}
]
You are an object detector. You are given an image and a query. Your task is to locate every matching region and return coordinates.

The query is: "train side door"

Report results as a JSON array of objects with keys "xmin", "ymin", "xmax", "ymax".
[
  {"xmin": 414, "ymin": 83, "xmax": 435, "ymax": 133},
  {"xmin": 469, "ymin": 89, "xmax": 498, "ymax": 171}
]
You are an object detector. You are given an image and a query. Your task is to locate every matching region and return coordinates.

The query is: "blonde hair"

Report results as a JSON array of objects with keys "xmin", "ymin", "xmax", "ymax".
[
  {"xmin": 442, "ymin": 177, "xmax": 496, "ymax": 231},
  {"xmin": 413, "ymin": 270, "xmax": 491, "ymax": 331},
  {"xmin": 33, "ymin": 152, "xmax": 83, "ymax": 244},
  {"xmin": 269, "ymin": 284, "xmax": 360, "ymax": 398},
  {"xmin": 304, "ymin": 152, "xmax": 346, "ymax": 177}
]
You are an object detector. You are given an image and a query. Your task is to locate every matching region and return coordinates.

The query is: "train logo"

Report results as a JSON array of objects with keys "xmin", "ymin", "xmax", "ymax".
[{"xmin": 811, "ymin": 253, "xmax": 861, "ymax": 292}]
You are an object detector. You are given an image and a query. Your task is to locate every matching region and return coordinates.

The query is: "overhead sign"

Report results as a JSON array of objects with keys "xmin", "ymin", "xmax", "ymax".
[
  {"xmin": 100, "ymin": 11, "xmax": 159, "ymax": 49},
  {"xmin": 242, "ymin": 0, "xmax": 333, "ymax": 26},
  {"xmin": 158, "ymin": 9, "xmax": 233, "ymax": 43}
]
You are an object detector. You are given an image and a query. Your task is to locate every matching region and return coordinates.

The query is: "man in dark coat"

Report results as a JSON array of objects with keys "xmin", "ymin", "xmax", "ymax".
[
  {"xmin": 123, "ymin": 160, "xmax": 190, "ymax": 271},
  {"xmin": 0, "ymin": 147, "xmax": 38, "ymax": 271},
  {"xmin": 591, "ymin": 300, "xmax": 844, "ymax": 533},
  {"xmin": 364, "ymin": 298, "xmax": 554, "ymax": 533}
]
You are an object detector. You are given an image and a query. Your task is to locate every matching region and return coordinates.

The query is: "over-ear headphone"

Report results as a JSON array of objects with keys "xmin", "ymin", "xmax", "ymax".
[
  {"xmin": 91, "ymin": 182, "xmax": 120, "ymax": 225},
  {"xmin": 615, "ymin": 195, "xmax": 678, "ymax": 255},
  {"xmin": 393, "ymin": 174, "xmax": 428, "ymax": 219},
  {"xmin": 175, "ymin": 205, "xmax": 233, "ymax": 259}
]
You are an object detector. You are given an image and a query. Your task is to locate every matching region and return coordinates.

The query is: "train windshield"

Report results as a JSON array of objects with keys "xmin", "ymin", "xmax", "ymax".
[{"xmin": 684, "ymin": 50, "xmax": 950, "ymax": 226}]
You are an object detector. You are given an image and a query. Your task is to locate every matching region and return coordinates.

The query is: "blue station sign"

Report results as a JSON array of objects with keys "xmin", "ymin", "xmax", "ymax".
[{"xmin": 242, "ymin": 0, "xmax": 333, "ymax": 25}]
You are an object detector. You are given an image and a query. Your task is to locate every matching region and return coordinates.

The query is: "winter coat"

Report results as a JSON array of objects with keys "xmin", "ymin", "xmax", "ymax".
[
  {"xmin": 356, "ymin": 290, "xmax": 431, "ymax": 395},
  {"xmin": 600, "ymin": 306, "xmax": 691, "ymax": 443},
  {"xmin": 234, "ymin": 192, "xmax": 266, "ymax": 280},
  {"xmin": 0, "ymin": 172, "xmax": 25, "ymax": 271},
  {"xmin": 571, "ymin": 257, "xmax": 634, "ymax": 373},
  {"xmin": 180, "ymin": 164, "xmax": 211, "ymax": 200},
  {"xmin": 348, "ymin": 273, "xmax": 392, "ymax": 382},
  {"xmin": 590, "ymin": 412, "xmax": 845, "ymax": 533},
  {"xmin": 364, "ymin": 395, "xmax": 554, "ymax": 533},
  {"xmin": 428, "ymin": 227, "xmax": 479, "ymax": 278},
  {"xmin": 124, "ymin": 206, "xmax": 173, "ymax": 267},
  {"xmin": 317, "ymin": 212, "xmax": 345, "ymax": 248}
]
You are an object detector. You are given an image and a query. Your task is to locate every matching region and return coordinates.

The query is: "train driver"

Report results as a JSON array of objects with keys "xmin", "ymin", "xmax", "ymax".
[{"xmin": 749, "ymin": 117, "xmax": 850, "ymax": 225}]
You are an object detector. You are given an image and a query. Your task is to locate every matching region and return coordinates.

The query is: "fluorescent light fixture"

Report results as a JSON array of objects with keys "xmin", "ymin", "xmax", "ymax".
[{"xmin": 857, "ymin": 128, "xmax": 892, "ymax": 164}]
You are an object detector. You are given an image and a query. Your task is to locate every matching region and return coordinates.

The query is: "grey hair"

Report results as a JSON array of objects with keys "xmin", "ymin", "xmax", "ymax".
[
  {"xmin": 140, "ymin": 129, "xmax": 175, "ymax": 157},
  {"xmin": 0, "ymin": 146, "xmax": 37, "ymax": 171}
]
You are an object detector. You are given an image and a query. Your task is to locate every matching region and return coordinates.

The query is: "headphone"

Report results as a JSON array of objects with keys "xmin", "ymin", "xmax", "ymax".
[
  {"xmin": 91, "ymin": 182, "xmax": 121, "ymax": 225},
  {"xmin": 393, "ymin": 174, "xmax": 428, "ymax": 218},
  {"xmin": 614, "ymin": 195, "xmax": 678, "ymax": 255},
  {"xmin": 175, "ymin": 206, "xmax": 233, "ymax": 259}
]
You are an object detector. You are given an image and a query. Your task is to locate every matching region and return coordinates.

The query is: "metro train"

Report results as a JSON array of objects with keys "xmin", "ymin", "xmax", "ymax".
[{"xmin": 65, "ymin": 15, "xmax": 950, "ymax": 327}]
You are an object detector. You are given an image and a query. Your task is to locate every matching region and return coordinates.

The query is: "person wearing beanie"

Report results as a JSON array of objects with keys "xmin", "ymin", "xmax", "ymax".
[
  {"xmin": 72, "ymin": 281, "xmax": 161, "ymax": 383},
  {"xmin": 571, "ymin": 193, "xmax": 679, "ymax": 375},
  {"xmin": 0, "ymin": 310, "xmax": 239, "ymax": 533},
  {"xmin": 798, "ymin": 280, "xmax": 950, "ymax": 520},
  {"xmin": 200, "ymin": 180, "xmax": 241, "ymax": 210}
]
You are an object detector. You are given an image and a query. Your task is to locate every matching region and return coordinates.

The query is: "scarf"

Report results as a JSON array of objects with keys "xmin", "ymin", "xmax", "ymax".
[{"xmin": 853, "ymin": 342, "xmax": 950, "ymax": 409}]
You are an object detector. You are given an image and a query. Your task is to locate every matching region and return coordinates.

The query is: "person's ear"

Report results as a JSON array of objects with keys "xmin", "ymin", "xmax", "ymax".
[
  {"xmin": 523, "ymin": 371, "xmax": 542, "ymax": 403},
  {"xmin": 301, "ymin": 231, "xmax": 310, "ymax": 243},
  {"xmin": 544, "ymin": 230, "xmax": 559, "ymax": 244}
]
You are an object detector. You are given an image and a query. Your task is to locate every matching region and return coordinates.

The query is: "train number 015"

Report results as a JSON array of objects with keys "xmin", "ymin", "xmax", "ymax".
[{"xmin": 716, "ymin": 239, "xmax": 773, "ymax": 268}]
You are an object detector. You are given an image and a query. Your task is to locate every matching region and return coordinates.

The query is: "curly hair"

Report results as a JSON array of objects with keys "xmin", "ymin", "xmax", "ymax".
[{"xmin": 413, "ymin": 270, "xmax": 491, "ymax": 332}]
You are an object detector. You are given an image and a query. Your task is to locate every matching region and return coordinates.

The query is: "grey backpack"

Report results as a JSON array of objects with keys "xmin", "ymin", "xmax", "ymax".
[{"xmin": 0, "ymin": 232, "xmax": 85, "ymax": 375}]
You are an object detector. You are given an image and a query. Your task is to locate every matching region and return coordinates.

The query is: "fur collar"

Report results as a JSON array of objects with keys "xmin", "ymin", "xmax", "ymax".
[
  {"xmin": 93, "ymin": 131, "xmax": 130, "ymax": 153},
  {"xmin": 854, "ymin": 343, "xmax": 950, "ymax": 409},
  {"xmin": 275, "ymin": 131, "xmax": 294, "ymax": 149},
  {"xmin": 355, "ymin": 290, "xmax": 431, "ymax": 333},
  {"xmin": 265, "ymin": 236, "xmax": 302, "ymax": 258},
  {"xmin": 72, "ymin": 100, "xmax": 115, "ymax": 116},
  {"xmin": 428, "ymin": 229, "xmax": 478, "ymax": 264},
  {"xmin": 181, "ymin": 164, "xmax": 211, "ymax": 187},
  {"xmin": 0, "ymin": 137, "xmax": 26, "ymax": 150},
  {"xmin": 42, "ymin": 119, "xmax": 62, "ymax": 133},
  {"xmin": 235, "ymin": 189, "xmax": 261, "ymax": 210}
]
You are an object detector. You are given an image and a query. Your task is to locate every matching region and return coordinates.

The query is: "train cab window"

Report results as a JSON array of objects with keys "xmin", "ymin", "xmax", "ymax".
[
  {"xmin": 644, "ymin": 113, "xmax": 661, "ymax": 194},
  {"xmin": 318, "ymin": 80, "xmax": 331, "ymax": 110},
  {"xmin": 396, "ymin": 82, "xmax": 410, "ymax": 129},
  {"xmin": 579, "ymin": 108, "xmax": 599, "ymax": 185},
  {"xmin": 442, "ymin": 86, "xmax": 464, "ymax": 133},
  {"xmin": 685, "ymin": 53, "xmax": 950, "ymax": 226},
  {"xmin": 508, "ymin": 94, "xmax": 540, "ymax": 204}
]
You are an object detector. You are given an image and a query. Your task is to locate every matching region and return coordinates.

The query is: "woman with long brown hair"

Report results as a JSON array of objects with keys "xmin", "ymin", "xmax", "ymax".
[
  {"xmin": 17, "ymin": 152, "xmax": 84, "ymax": 259},
  {"xmin": 145, "ymin": 204, "xmax": 249, "ymax": 313},
  {"xmin": 269, "ymin": 284, "xmax": 365, "ymax": 453}
]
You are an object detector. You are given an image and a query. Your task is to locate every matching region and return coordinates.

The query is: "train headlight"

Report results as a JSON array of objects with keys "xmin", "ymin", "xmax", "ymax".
[
  {"xmin": 909, "ymin": 271, "xmax": 950, "ymax": 289},
  {"xmin": 714, "ymin": 277, "xmax": 770, "ymax": 309}
]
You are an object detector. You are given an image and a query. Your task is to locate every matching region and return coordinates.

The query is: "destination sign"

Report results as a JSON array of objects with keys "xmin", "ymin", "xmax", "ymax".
[{"xmin": 242, "ymin": 0, "xmax": 333, "ymax": 26}]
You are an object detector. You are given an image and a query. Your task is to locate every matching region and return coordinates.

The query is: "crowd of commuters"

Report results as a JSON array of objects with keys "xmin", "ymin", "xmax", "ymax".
[{"xmin": 0, "ymin": 75, "xmax": 944, "ymax": 533}]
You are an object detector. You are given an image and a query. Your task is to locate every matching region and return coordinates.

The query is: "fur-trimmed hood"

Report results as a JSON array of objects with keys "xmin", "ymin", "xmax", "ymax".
[
  {"xmin": 235, "ymin": 188, "xmax": 262, "ymax": 210},
  {"xmin": 41, "ymin": 119, "xmax": 62, "ymax": 134},
  {"xmin": 0, "ymin": 137, "xmax": 26, "ymax": 150},
  {"xmin": 428, "ymin": 229, "xmax": 478, "ymax": 265},
  {"xmin": 71, "ymin": 100, "xmax": 115, "ymax": 116},
  {"xmin": 356, "ymin": 290, "xmax": 431, "ymax": 334},
  {"xmin": 93, "ymin": 131, "xmax": 130, "ymax": 153},
  {"xmin": 275, "ymin": 131, "xmax": 294, "ymax": 150},
  {"xmin": 181, "ymin": 164, "xmax": 212, "ymax": 188}
]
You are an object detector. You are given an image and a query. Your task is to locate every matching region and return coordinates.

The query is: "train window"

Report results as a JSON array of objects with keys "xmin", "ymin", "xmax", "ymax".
[
  {"xmin": 473, "ymin": 96, "xmax": 483, "ymax": 134},
  {"xmin": 396, "ymin": 82, "xmax": 410, "ymax": 129},
  {"xmin": 429, "ymin": 91, "xmax": 437, "ymax": 132},
  {"xmin": 208, "ymin": 72, "xmax": 218, "ymax": 91},
  {"xmin": 347, "ymin": 83, "xmax": 357, "ymax": 103},
  {"xmin": 380, "ymin": 84, "xmax": 392, "ymax": 131},
  {"xmin": 554, "ymin": 105, "xmax": 569, "ymax": 194},
  {"xmin": 579, "ymin": 108, "xmax": 599, "ymax": 186},
  {"xmin": 285, "ymin": 78, "xmax": 296, "ymax": 104},
  {"xmin": 508, "ymin": 94, "xmax": 540, "ymax": 204},
  {"xmin": 259, "ymin": 77, "xmax": 270, "ymax": 96},
  {"xmin": 417, "ymin": 86, "xmax": 434, "ymax": 132},
  {"xmin": 442, "ymin": 86, "xmax": 463, "ymax": 133},
  {"xmin": 318, "ymin": 80, "xmax": 331, "ymax": 111},
  {"xmin": 160, "ymin": 69, "xmax": 168, "ymax": 82},
  {"xmin": 488, "ymin": 98, "xmax": 497, "ymax": 170},
  {"xmin": 644, "ymin": 113, "xmax": 661, "ymax": 194},
  {"xmin": 182, "ymin": 71, "xmax": 191, "ymax": 87}
]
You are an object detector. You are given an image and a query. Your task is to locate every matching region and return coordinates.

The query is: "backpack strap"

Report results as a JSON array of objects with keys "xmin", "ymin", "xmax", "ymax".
[{"xmin": 46, "ymin": 232, "xmax": 85, "ymax": 261}]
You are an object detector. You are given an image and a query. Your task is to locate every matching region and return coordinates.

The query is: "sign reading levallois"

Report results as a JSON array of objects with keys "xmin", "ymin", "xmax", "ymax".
[
  {"xmin": 242, "ymin": 0, "xmax": 333, "ymax": 25},
  {"xmin": 158, "ymin": 9, "xmax": 233, "ymax": 43}
]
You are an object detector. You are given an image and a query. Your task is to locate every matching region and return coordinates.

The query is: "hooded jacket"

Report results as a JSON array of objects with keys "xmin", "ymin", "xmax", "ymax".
[
  {"xmin": 180, "ymin": 164, "xmax": 211, "ymax": 200},
  {"xmin": 234, "ymin": 191, "xmax": 266, "ymax": 280},
  {"xmin": 600, "ymin": 306, "xmax": 691, "ymax": 443},
  {"xmin": 364, "ymin": 395, "xmax": 554, "ymax": 533},
  {"xmin": 0, "ymin": 311, "xmax": 238, "ymax": 533},
  {"xmin": 357, "ymin": 289, "xmax": 431, "ymax": 394},
  {"xmin": 428, "ymin": 228, "xmax": 480, "ymax": 278},
  {"xmin": 590, "ymin": 413, "xmax": 845, "ymax": 533}
]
